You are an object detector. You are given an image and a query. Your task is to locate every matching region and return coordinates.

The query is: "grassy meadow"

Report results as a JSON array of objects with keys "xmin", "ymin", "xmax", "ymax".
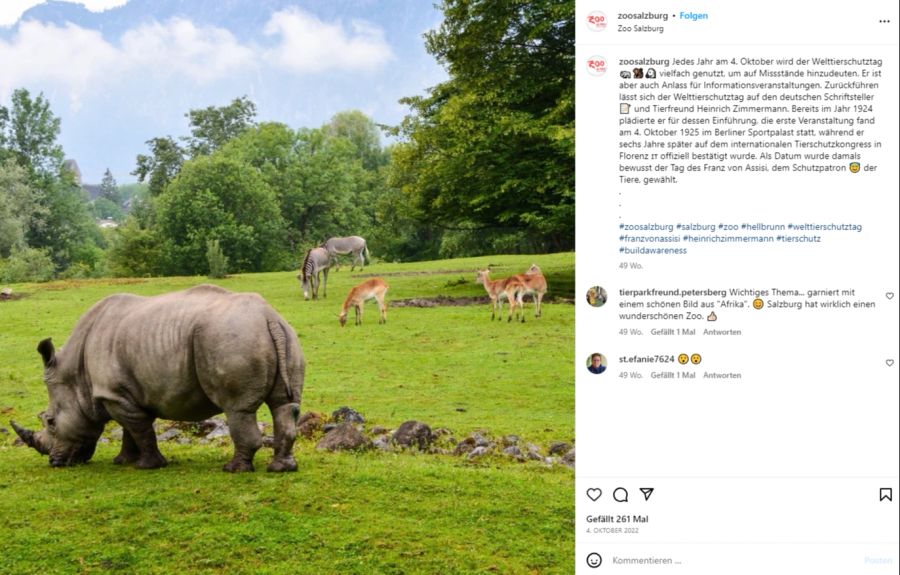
[{"xmin": 0, "ymin": 253, "xmax": 574, "ymax": 574}]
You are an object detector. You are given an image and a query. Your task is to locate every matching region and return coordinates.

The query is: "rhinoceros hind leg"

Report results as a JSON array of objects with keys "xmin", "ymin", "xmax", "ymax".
[
  {"xmin": 266, "ymin": 402, "xmax": 299, "ymax": 472},
  {"xmin": 222, "ymin": 410, "xmax": 261, "ymax": 472},
  {"xmin": 113, "ymin": 429, "xmax": 140, "ymax": 465}
]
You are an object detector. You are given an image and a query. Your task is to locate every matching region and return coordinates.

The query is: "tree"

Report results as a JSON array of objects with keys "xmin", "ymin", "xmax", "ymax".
[
  {"xmin": 325, "ymin": 110, "xmax": 388, "ymax": 170},
  {"xmin": 391, "ymin": 0, "xmax": 574, "ymax": 251},
  {"xmin": 133, "ymin": 136, "xmax": 186, "ymax": 197},
  {"xmin": 99, "ymin": 168, "xmax": 122, "ymax": 206},
  {"xmin": 0, "ymin": 158, "xmax": 42, "ymax": 258},
  {"xmin": 156, "ymin": 155, "xmax": 286, "ymax": 275},
  {"xmin": 0, "ymin": 89, "xmax": 65, "ymax": 178},
  {"xmin": 184, "ymin": 96, "xmax": 257, "ymax": 157}
]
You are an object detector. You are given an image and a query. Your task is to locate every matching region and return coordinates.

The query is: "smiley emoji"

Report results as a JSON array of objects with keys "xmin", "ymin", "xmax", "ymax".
[
  {"xmin": 753, "ymin": 298, "xmax": 764, "ymax": 310},
  {"xmin": 586, "ymin": 553, "xmax": 603, "ymax": 568},
  {"xmin": 849, "ymin": 162, "xmax": 860, "ymax": 173},
  {"xmin": 691, "ymin": 353, "xmax": 702, "ymax": 365},
  {"xmin": 678, "ymin": 353, "xmax": 689, "ymax": 365}
]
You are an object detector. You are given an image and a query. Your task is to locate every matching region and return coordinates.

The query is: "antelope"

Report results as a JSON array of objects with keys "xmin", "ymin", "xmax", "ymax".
[
  {"xmin": 339, "ymin": 278, "xmax": 388, "ymax": 327},
  {"xmin": 321, "ymin": 236, "xmax": 369, "ymax": 271},
  {"xmin": 298, "ymin": 247, "xmax": 331, "ymax": 300},
  {"xmin": 511, "ymin": 264, "xmax": 548, "ymax": 318},
  {"xmin": 475, "ymin": 269, "xmax": 525, "ymax": 323}
]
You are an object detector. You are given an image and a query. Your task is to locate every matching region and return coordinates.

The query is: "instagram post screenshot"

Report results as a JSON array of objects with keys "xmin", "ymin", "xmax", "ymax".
[
  {"xmin": 578, "ymin": 1, "xmax": 898, "ymax": 573},
  {"xmin": 0, "ymin": 1, "xmax": 896, "ymax": 574}
]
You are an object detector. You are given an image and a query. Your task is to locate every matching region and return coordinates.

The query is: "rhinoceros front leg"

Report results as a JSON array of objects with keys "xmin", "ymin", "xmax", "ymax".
[
  {"xmin": 267, "ymin": 402, "xmax": 299, "ymax": 472},
  {"xmin": 223, "ymin": 410, "xmax": 262, "ymax": 472},
  {"xmin": 104, "ymin": 402, "xmax": 168, "ymax": 469},
  {"xmin": 112, "ymin": 429, "xmax": 140, "ymax": 465}
]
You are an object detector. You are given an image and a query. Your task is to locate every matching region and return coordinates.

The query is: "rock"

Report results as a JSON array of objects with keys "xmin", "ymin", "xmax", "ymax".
[
  {"xmin": 453, "ymin": 437, "xmax": 477, "ymax": 456},
  {"xmin": 502, "ymin": 445, "xmax": 523, "ymax": 459},
  {"xmin": 391, "ymin": 420, "xmax": 433, "ymax": 450},
  {"xmin": 298, "ymin": 412, "xmax": 325, "ymax": 438},
  {"xmin": 432, "ymin": 427, "xmax": 453, "ymax": 437},
  {"xmin": 561, "ymin": 447, "xmax": 575, "ymax": 468},
  {"xmin": 372, "ymin": 435, "xmax": 393, "ymax": 451},
  {"xmin": 472, "ymin": 432, "xmax": 492, "ymax": 448},
  {"xmin": 548, "ymin": 441, "xmax": 571, "ymax": 456},
  {"xmin": 108, "ymin": 426, "xmax": 124, "ymax": 441},
  {"xmin": 261, "ymin": 436, "xmax": 275, "ymax": 448},
  {"xmin": 157, "ymin": 428, "xmax": 182, "ymax": 442},
  {"xmin": 369, "ymin": 425, "xmax": 389, "ymax": 436},
  {"xmin": 501, "ymin": 434, "xmax": 519, "ymax": 447},
  {"xmin": 331, "ymin": 406, "xmax": 365, "ymax": 424},
  {"xmin": 196, "ymin": 419, "xmax": 223, "ymax": 435},
  {"xmin": 0, "ymin": 288, "xmax": 11, "ymax": 300},
  {"xmin": 525, "ymin": 443, "xmax": 543, "ymax": 461},
  {"xmin": 316, "ymin": 422, "xmax": 370, "ymax": 451},
  {"xmin": 322, "ymin": 423, "xmax": 338, "ymax": 433},
  {"xmin": 467, "ymin": 446, "xmax": 490, "ymax": 459},
  {"xmin": 205, "ymin": 420, "xmax": 230, "ymax": 440}
]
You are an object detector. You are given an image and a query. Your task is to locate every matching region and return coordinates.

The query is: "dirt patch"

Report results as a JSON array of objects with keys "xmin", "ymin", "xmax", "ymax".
[
  {"xmin": 353, "ymin": 269, "xmax": 473, "ymax": 278},
  {"xmin": 391, "ymin": 295, "xmax": 491, "ymax": 308},
  {"xmin": 37, "ymin": 278, "xmax": 151, "ymax": 291},
  {"xmin": 0, "ymin": 292, "xmax": 29, "ymax": 302}
]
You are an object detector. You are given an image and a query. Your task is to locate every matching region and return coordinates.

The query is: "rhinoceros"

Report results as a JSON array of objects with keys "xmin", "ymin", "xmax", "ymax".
[{"xmin": 11, "ymin": 285, "xmax": 305, "ymax": 472}]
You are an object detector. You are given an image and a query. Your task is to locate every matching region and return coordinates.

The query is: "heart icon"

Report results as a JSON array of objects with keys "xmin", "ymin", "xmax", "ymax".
[
  {"xmin": 586, "ymin": 488, "xmax": 602, "ymax": 501},
  {"xmin": 887, "ymin": 360, "xmax": 895, "ymax": 367},
  {"xmin": 887, "ymin": 292, "xmax": 895, "ymax": 300}
]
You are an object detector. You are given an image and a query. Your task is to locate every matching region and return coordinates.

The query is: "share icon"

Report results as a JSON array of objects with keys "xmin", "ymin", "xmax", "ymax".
[{"xmin": 639, "ymin": 487, "xmax": 654, "ymax": 501}]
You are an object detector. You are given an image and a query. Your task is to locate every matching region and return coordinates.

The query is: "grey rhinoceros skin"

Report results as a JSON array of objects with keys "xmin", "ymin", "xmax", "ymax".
[{"xmin": 12, "ymin": 285, "xmax": 305, "ymax": 472}]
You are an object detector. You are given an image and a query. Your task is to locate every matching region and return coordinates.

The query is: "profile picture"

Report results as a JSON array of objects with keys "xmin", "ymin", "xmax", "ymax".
[
  {"xmin": 586, "ymin": 286, "xmax": 608, "ymax": 308},
  {"xmin": 586, "ymin": 353, "xmax": 608, "ymax": 375}
]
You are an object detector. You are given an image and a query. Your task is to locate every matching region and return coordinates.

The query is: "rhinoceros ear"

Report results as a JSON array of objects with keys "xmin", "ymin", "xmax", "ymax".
[{"xmin": 37, "ymin": 338, "xmax": 56, "ymax": 368}]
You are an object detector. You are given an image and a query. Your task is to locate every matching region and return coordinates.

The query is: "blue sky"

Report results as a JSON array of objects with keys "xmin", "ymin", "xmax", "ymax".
[{"xmin": 0, "ymin": 0, "xmax": 446, "ymax": 184}]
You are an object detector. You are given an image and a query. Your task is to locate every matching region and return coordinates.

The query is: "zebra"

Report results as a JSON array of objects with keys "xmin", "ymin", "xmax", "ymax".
[
  {"xmin": 321, "ymin": 236, "xmax": 369, "ymax": 271},
  {"xmin": 297, "ymin": 247, "xmax": 331, "ymax": 300}
]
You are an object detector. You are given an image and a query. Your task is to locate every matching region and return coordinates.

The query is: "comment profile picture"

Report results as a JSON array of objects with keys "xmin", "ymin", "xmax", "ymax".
[
  {"xmin": 587, "ymin": 353, "xmax": 608, "ymax": 375},
  {"xmin": 586, "ymin": 285, "xmax": 608, "ymax": 308}
]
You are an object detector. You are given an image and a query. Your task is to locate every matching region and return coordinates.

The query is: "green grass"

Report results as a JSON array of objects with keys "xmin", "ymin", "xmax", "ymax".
[{"xmin": 0, "ymin": 253, "xmax": 574, "ymax": 574}]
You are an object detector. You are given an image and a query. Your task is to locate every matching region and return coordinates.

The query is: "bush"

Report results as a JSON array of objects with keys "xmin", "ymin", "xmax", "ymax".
[
  {"xmin": 206, "ymin": 239, "xmax": 229, "ymax": 278},
  {"xmin": 0, "ymin": 247, "xmax": 56, "ymax": 283}
]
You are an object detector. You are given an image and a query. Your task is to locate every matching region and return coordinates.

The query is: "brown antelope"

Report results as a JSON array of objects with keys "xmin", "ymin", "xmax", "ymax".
[
  {"xmin": 511, "ymin": 264, "xmax": 548, "ymax": 318},
  {"xmin": 339, "ymin": 278, "xmax": 388, "ymax": 327},
  {"xmin": 475, "ymin": 269, "xmax": 525, "ymax": 322}
]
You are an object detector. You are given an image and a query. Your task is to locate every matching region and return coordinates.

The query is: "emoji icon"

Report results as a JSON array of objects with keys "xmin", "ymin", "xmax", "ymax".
[
  {"xmin": 691, "ymin": 354, "xmax": 702, "ymax": 365},
  {"xmin": 632, "ymin": 67, "xmax": 644, "ymax": 79},
  {"xmin": 620, "ymin": 70, "xmax": 632, "ymax": 79},
  {"xmin": 707, "ymin": 311, "xmax": 718, "ymax": 321},
  {"xmin": 849, "ymin": 162, "xmax": 860, "ymax": 173},
  {"xmin": 586, "ymin": 552, "xmax": 603, "ymax": 568},
  {"xmin": 753, "ymin": 298, "xmax": 764, "ymax": 310},
  {"xmin": 646, "ymin": 67, "xmax": 657, "ymax": 79},
  {"xmin": 678, "ymin": 353, "xmax": 689, "ymax": 365}
]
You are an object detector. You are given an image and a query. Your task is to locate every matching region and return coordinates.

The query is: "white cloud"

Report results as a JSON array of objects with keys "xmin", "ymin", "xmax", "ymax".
[
  {"xmin": 263, "ymin": 8, "xmax": 393, "ymax": 73},
  {"xmin": 120, "ymin": 18, "xmax": 255, "ymax": 83},
  {"xmin": 0, "ymin": 9, "xmax": 393, "ymax": 109},
  {"xmin": 0, "ymin": 0, "xmax": 130, "ymax": 28}
]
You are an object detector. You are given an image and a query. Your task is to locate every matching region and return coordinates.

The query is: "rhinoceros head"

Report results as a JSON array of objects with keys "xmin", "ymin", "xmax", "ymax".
[{"xmin": 11, "ymin": 338, "xmax": 103, "ymax": 467}]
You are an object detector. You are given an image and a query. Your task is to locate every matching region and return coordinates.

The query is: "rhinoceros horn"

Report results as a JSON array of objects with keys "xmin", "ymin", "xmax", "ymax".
[{"xmin": 10, "ymin": 420, "xmax": 51, "ymax": 455}]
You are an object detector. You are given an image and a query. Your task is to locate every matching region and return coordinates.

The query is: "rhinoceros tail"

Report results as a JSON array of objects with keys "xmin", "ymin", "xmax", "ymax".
[{"xmin": 267, "ymin": 319, "xmax": 294, "ymax": 402}]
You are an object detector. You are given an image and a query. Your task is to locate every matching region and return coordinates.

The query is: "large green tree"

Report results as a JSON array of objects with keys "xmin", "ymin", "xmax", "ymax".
[
  {"xmin": 0, "ymin": 158, "xmax": 42, "ymax": 258},
  {"xmin": 0, "ymin": 89, "xmax": 65, "ymax": 179},
  {"xmin": 392, "ymin": 0, "xmax": 574, "ymax": 251},
  {"xmin": 156, "ymin": 155, "xmax": 286, "ymax": 275}
]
